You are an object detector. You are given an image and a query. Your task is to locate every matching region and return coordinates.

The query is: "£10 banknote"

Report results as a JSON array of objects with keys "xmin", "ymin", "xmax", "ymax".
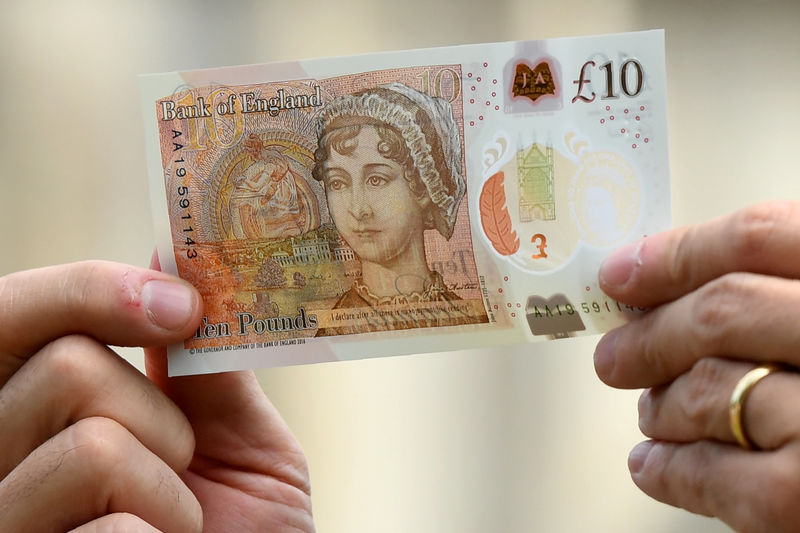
[{"xmin": 140, "ymin": 30, "xmax": 670, "ymax": 376}]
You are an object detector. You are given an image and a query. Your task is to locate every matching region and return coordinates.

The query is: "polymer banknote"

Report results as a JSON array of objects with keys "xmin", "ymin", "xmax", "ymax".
[{"xmin": 140, "ymin": 30, "xmax": 670, "ymax": 375}]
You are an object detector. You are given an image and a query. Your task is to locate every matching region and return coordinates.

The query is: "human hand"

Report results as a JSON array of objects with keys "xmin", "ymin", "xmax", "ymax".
[
  {"xmin": 144, "ymin": 256, "xmax": 313, "ymax": 533},
  {"xmin": 594, "ymin": 201, "xmax": 800, "ymax": 533},
  {"xmin": 0, "ymin": 260, "xmax": 313, "ymax": 532}
]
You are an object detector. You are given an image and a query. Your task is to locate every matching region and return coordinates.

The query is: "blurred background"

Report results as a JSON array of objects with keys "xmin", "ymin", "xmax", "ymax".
[{"xmin": 2, "ymin": 0, "xmax": 799, "ymax": 531}]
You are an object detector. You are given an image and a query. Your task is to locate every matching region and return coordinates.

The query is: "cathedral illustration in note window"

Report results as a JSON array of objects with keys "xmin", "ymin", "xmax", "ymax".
[{"xmin": 516, "ymin": 143, "xmax": 555, "ymax": 222}]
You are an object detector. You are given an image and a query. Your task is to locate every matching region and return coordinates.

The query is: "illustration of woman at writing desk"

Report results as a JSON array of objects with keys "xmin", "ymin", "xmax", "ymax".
[
  {"xmin": 229, "ymin": 133, "xmax": 319, "ymax": 240},
  {"xmin": 312, "ymin": 83, "xmax": 486, "ymax": 335}
]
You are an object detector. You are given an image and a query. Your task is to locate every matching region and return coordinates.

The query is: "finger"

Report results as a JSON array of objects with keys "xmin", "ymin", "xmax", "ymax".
[
  {"xmin": 0, "ymin": 260, "xmax": 203, "ymax": 381},
  {"xmin": 594, "ymin": 272, "xmax": 800, "ymax": 388},
  {"xmin": 638, "ymin": 358, "xmax": 800, "ymax": 450},
  {"xmin": 0, "ymin": 417, "xmax": 202, "ymax": 533},
  {"xmin": 0, "ymin": 334, "xmax": 195, "ymax": 480},
  {"xmin": 629, "ymin": 439, "xmax": 800, "ymax": 533},
  {"xmin": 599, "ymin": 201, "xmax": 800, "ymax": 307},
  {"xmin": 69, "ymin": 514, "xmax": 163, "ymax": 533}
]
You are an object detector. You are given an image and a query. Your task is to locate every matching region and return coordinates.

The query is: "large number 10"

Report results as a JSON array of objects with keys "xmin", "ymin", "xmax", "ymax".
[
  {"xmin": 417, "ymin": 68, "xmax": 462, "ymax": 103},
  {"xmin": 600, "ymin": 59, "xmax": 644, "ymax": 98},
  {"xmin": 572, "ymin": 59, "xmax": 645, "ymax": 104}
]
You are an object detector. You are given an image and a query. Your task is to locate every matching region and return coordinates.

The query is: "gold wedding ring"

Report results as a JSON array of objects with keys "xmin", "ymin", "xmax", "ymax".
[{"xmin": 729, "ymin": 363, "xmax": 782, "ymax": 450}]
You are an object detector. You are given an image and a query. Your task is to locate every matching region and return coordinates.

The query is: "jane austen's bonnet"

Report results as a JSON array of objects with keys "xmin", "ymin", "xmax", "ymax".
[{"xmin": 316, "ymin": 83, "xmax": 466, "ymax": 239}]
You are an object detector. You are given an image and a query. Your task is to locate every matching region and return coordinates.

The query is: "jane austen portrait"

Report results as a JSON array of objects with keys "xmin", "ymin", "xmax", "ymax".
[{"xmin": 313, "ymin": 83, "xmax": 477, "ymax": 334}]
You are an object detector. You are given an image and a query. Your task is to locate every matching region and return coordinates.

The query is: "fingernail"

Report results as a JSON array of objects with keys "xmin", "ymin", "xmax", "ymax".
[
  {"xmin": 628, "ymin": 441, "xmax": 655, "ymax": 474},
  {"xmin": 141, "ymin": 280, "xmax": 196, "ymax": 331},
  {"xmin": 599, "ymin": 240, "xmax": 643, "ymax": 288},
  {"xmin": 593, "ymin": 329, "xmax": 618, "ymax": 379},
  {"xmin": 637, "ymin": 388, "xmax": 651, "ymax": 418},
  {"xmin": 637, "ymin": 389, "xmax": 652, "ymax": 433}
]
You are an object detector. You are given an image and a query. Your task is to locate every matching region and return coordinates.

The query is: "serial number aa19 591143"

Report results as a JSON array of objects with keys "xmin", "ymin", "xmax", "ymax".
[{"xmin": 527, "ymin": 300, "xmax": 647, "ymax": 318}]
